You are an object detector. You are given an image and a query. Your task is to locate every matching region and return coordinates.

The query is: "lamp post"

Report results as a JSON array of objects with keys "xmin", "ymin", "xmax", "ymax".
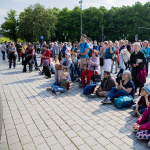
[
  {"xmin": 63, "ymin": 33, "xmax": 68, "ymax": 42},
  {"xmin": 123, "ymin": 34, "xmax": 129, "ymax": 40},
  {"xmin": 79, "ymin": 0, "xmax": 83, "ymax": 34}
]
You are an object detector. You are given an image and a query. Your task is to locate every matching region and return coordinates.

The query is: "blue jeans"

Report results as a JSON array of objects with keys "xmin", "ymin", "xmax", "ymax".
[
  {"xmin": 108, "ymin": 87, "xmax": 129, "ymax": 99},
  {"xmin": 119, "ymin": 54, "xmax": 125, "ymax": 70},
  {"xmin": 52, "ymin": 82, "xmax": 66, "ymax": 93},
  {"xmin": 132, "ymin": 105, "xmax": 147, "ymax": 114},
  {"xmin": 1, "ymin": 51, "xmax": 5, "ymax": 60}
]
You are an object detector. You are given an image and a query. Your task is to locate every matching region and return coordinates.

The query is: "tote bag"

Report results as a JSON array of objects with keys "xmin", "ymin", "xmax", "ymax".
[
  {"xmin": 136, "ymin": 67, "xmax": 146, "ymax": 83},
  {"xmin": 42, "ymin": 59, "xmax": 49, "ymax": 67}
]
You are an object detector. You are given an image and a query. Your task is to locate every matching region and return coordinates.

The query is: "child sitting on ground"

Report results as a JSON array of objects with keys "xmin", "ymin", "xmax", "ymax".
[
  {"xmin": 132, "ymin": 105, "xmax": 150, "ymax": 147},
  {"xmin": 47, "ymin": 72, "xmax": 70, "ymax": 94},
  {"xmin": 132, "ymin": 87, "xmax": 150, "ymax": 118},
  {"xmin": 55, "ymin": 66, "xmax": 71, "ymax": 82}
]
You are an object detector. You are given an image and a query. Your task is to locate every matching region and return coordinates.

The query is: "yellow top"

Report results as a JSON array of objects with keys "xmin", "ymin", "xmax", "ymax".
[{"xmin": 22, "ymin": 46, "xmax": 27, "ymax": 53}]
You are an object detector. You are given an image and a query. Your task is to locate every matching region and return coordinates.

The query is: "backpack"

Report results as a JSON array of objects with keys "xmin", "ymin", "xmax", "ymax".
[
  {"xmin": 114, "ymin": 96, "xmax": 135, "ymax": 109},
  {"xmin": 83, "ymin": 84, "xmax": 97, "ymax": 95},
  {"xmin": 80, "ymin": 42, "xmax": 90, "ymax": 57}
]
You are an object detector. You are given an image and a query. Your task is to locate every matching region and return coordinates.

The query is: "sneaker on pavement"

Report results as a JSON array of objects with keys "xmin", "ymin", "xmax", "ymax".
[
  {"xmin": 137, "ymin": 111, "xmax": 142, "ymax": 118},
  {"xmin": 101, "ymin": 98, "xmax": 112, "ymax": 104},
  {"xmin": 47, "ymin": 88, "xmax": 52, "ymax": 91},
  {"xmin": 132, "ymin": 111, "xmax": 137, "ymax": 117},
  {"xmin": 87, "ymin": 94, "xmax": 98, "ymax": 98},
  {"xmin": 79, "ymin": 84, "xmax": 86, "ymax": 88},
  {"xmin": 55, "ymin": 92, "xmax": 61, "ymax": 95},
  {"xmin": 75, "ymin": 79, "xmax": 80, "ymax": 82}
]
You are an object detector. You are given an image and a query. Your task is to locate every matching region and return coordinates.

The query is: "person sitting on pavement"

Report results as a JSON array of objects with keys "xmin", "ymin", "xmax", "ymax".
[
  {"xmin": 132, "ymin": 105, "xmax": 150, "ymax": 147},
  {"xmin": 132, "ymin": 87, "xmax": 150, "ymax": 118},
  {"xmin": 47, "ymin": 72, "xmax": 70, "ymax": 94},
  {"xmin": 102, "ymin": 70, "xmax": 135, "ymax": 104},
  {"xmin": 87, "ymin": 70, "xmax": 115, "ymax": 98},
  {"xmin": 80, "ymin": 50, "xmax": 99, "ymax": 87}
]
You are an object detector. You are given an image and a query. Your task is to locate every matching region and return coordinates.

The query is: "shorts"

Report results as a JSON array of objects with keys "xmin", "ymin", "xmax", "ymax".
[
  {"xmin": 80, "ymin": 58, "xmax": 87, "ymax": 70},
  {"xmin": 103, "ymin": 91, "xmax": 110, "ymax": 97}
]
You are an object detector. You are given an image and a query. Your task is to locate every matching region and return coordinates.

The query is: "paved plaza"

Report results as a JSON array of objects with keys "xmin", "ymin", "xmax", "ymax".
[{"xmin": 0, "ymin": 54, "xmax": 150, "ymax": 150}]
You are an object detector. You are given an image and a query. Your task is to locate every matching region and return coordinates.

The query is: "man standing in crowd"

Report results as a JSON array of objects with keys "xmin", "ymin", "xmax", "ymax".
[
  {"xmin": 52, "ymin": 42, "xmax": 59, "ymax": 58},
  {"xmin": 35, "ymin": 41, "xmax": 40, "ymax": 54},
  {"xmin": 1, "ymin": 41, "xmax": 6, "ymax": 61},
  {"xmin": 62, "ymin": 42, "xmax": 67, "ymax": 58},
  {"xmin": 79, "ymin": 34, "xmax": 90, "ymax": 71},
  {"xmin": 48, "ymin": 41, "xmax": 51, "ymax": 49}
]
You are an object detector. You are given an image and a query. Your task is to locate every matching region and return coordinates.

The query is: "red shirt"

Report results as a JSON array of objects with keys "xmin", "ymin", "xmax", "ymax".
[
  {"xmin": 138, "ymin": 95, "xmax": 150, "ymax": 107},
  {"xmin": 42, "ymin": 49, "xmax": 51, "ymax": 64}
]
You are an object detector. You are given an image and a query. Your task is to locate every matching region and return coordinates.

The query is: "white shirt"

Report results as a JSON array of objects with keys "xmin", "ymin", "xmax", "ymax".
[{"xmin": 1, "ymin": 43, "xmax": 6, "ymax": 51}]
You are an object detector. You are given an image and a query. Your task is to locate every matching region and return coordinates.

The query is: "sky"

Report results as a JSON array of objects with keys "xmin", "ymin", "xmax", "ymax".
[{"xmin": 0, "ymin": 0, "xmax": 150, "ymax": 26}]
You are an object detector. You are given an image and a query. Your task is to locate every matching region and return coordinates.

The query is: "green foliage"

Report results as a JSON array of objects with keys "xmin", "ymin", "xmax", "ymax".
[
  {"xmin": 0, "ymin": 37, "xmax": 12, "ymax": 43},
  {"xmin": 1, "ymin": 2, "xmax": 150, "ymax": 42},
  {"xmin": 1, "ymin": 10, "xmax": 18, "ymax": 41},
  {"xmin": 18, "ymin": 3, "xmax": 58, "ymax": 42}
]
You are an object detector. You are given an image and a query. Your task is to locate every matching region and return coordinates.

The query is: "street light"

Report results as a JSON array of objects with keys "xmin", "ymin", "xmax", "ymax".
[
  {"xmin": 123, "ymin": 34, "xmax": 129, "ymax": 40},
  {"xmin": 63, "ymin": 33, "xmax": 68, "ymax": 42},
  {"xmin": 79, "ymin": 0, "xmax": 83, "ymax": 34}
]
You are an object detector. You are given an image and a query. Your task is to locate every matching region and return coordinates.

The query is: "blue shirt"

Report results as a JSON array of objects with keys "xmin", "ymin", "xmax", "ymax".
[
  {"xmin": 71, "ymin": 47, "xmax": 78, "ymax": 53},
  {"xmin": 62, "ymin": 45, "xmax": 66, "ymax": 54},
  {"xmin": 142, "ymin": 47, "xmax": 150, "ymax": 58},
  {"xmin": 93, "ymin": 45, "xmax": 98, "ymax": 51},
  {"xmin": 54, "ymin": 46, "xmax": 57, "ymax": 55},
  {"xmin": 105, "ymin": 47, "xmax": 115, "ymax": 59},
  {"xmin": 122, "ymin": 80, "xmax": 135, "ymax": 98},
  {"xmin": 79, "ymin": 42, "xmax": 90, "ymax": 58}
]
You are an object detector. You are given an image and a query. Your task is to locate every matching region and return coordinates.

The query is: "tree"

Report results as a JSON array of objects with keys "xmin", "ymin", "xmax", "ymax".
[
  {"xmin": 18, "ymin": 3, "xmax": 58, "ymax": 42},
  {"xmin": 1, "ymin": 9, "xmax": 18, "ymax": 41}
]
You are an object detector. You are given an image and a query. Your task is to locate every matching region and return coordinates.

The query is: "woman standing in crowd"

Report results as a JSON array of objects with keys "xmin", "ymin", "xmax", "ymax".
[
  {"xmin": 99, "ymin": 42, "xmax": 105, "ymax": 78},
  {"xmin": 103, "ymin": 41, "xmax": 115, "ymax": 72},
  {"xmin": 142, "ymin": 40, "xmax": 150, "ymax": 77},
  {"xmin": 130, "ymin": 42, "xmax": 146, "ymax": 95},
  {"xmin": 71, "ymin": 43, "xmax": 77, "ymax": 55},
  {"xmin": 80, "ymin": 50, "xmax": 99, "ymax": 87},
  {"xmin": 41, "ymin": 45, "xmax": 51, "ymax": 79},
  {"xmin": 119, "ymin": 40, "xmax": 126, "ymax": 70},
  {"xmin": 93, "ymin": 40, "xmax": 98, "ymax": 51},
  {"xmin": 111, "ymin": 41, "xmax": 119, "ymax": 74},
  {"xmin": 8, "ymin": 42, "xmax": 17, "ymax": 69}
]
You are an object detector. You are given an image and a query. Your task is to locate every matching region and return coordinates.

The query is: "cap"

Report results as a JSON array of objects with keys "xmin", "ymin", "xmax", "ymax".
[{"xmin": 142, "ymin": 87, "xmax": 150, "ymax": 95}]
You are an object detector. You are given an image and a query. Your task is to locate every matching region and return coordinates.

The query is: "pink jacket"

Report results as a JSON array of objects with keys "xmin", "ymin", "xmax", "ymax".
[{"xmin": 137, "ymin": 105, "xmax": 150, "ymax": 130}]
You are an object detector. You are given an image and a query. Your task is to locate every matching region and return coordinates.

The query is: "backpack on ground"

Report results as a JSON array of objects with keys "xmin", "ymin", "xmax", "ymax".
[
  {"xmin": 114, "ymin": 96, "xmax": 135, "ymax": 109},
  {"xmin": 83, "ymin": 84, "xmax": 97, "ymax": 95}
]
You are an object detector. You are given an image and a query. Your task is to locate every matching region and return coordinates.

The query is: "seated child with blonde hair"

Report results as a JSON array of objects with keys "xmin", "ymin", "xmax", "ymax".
[{"xmin": 47, "ymin": 72, "xmax": 70, "ymax": 94}]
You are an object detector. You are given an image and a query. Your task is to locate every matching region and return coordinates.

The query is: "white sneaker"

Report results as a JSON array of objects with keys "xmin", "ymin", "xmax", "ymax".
[
  {"xmin": 148, "ymin": 141, "xmax": 150, "ymax": 147},
  {"xmin": 55, "ymin": 92, "xmax": 61, "ymax": 95}
]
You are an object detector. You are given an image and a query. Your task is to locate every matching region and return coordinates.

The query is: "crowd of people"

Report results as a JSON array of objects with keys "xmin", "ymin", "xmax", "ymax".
[{"xmin": 1, "ymin": 34, "xmax": 150, "ymax": 146}]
